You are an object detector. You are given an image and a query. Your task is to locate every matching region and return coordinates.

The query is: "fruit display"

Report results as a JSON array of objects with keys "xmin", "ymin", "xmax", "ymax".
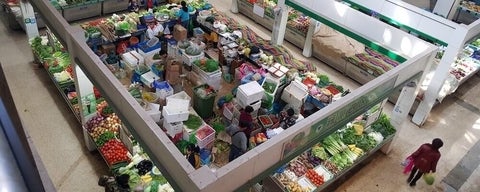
[
  {"xmin": 305, "ymin": 169, "xmax": 324, "ymax": 186},
  {"xmin": 99, "ymin": 139, "xmax": 130, "ymax": 165}
]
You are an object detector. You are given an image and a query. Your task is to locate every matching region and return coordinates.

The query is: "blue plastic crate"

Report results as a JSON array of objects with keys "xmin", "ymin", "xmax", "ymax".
[
  {"xmin": 138, "ymin": 41, "xmax": 161, "ymax": 53},
  {"xmin": 306, "ymin": 95, "xmax": 326, "ymax": 109}
]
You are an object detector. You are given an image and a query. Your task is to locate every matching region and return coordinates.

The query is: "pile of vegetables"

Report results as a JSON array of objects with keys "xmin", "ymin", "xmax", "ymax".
[
  {"xmin": 370, "ymin": 114, "xmax": 396, "ymax": 137},
  {"xmin": 311, "ymin": 145, "xmax": 328, "ymax": 160},
  {"xmin": 135, "ymin": 160, "xmax": 153, "ymax": 176},
  {"xmin": 185, "ymin": 43, "xmax": 203, "ymax": 56},
  {"xmin": 322, "ymin": 133, "xmax": 347, "ymax": 156},
  {"xmin": 195, "ymin": 59, "xmax": 219, "ymax": 72},
  {"xmin": 183, "ymin": 114, "xmax": 203, "ymax": 130},
  {"xmin": 29, "ymin": 36, "xmax": 53, "ymax": 62},
  {"xmin": 262, "ymin": 81, "xmax": 277, "ymax": 94},
  {"xmin": 99, "ymin": 139, "xmax": 130, "ymax": 165},
  {"xmin": 355, "ymin": 135, "xmax": 377, "ymax": 152},
  {"xmin": 95, "ymin": 131, "xmax": 115, "ymax": 146},
  {"xmin": 305, "ymin": 169, "xmax": 324, "ymax": 186}
]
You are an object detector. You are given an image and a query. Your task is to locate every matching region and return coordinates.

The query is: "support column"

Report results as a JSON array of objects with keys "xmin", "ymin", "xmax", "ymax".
[
  {"xmin": 231, "ymin": 0, "xmax": 238, "ymax": 13},
  {"xmin": 302, "ymin": 19, "xmax": 318, "ymax": 57},
  {"xmin": 19, "ymin": 0, "xmax": 39, "ymax": 40},
  {"xmin": 433, "ymin": 0, "xmax": 461, "ymax": 19},
  {"xmin": 412, "ymin": 27, "xmax": 467, "ymax": 126},
  {"xmin": 382, "ymin": 80, "xmax": 418, "ymax": 154},
  {"xmin": 271, "ymin": 0, "xmax": 288, "ymax": 46}
]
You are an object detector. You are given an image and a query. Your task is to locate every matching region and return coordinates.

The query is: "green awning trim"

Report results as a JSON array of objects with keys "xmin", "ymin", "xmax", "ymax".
[
  {"xmin": 343, "ymin": 0, "xmax": 448, "ymax": 47},
  {"xmin": 286, "ymin": 0, "xmax": 407, "ymax": 63}
]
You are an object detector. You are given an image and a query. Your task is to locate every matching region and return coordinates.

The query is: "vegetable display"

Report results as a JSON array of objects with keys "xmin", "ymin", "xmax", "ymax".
[
  {"xmin": 95, "ymin": 131, "xmax": 115, "ymax": 146},
  {"xmin": 195, "ymin": 59, "xmax": 219, "ymax": 72},
  {"xmin": 99, "ymin": 139, "xmax": 130, "ymax": 165},
  {"xmin": 183, "ymin": 114, "xmax": 203, "ymax": 130},
  {"xmin": 262, "ymin": 81, "xmax": 277, "ymax": 94},
  {"xmin": 305, "ymin": 169, "xmax": 324, "ymax": 186},
  {"xmin": 370, "ymin": 114, "xmax": 396, "ymax": 137},
  {"xmin": 135, "ymin": 160, "xmax": 153, "ymax": 176}
]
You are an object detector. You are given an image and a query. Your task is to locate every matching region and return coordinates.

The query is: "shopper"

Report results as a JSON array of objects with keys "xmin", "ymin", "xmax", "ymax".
[
  {"xmin": 407, "ymin": 138, "xmax": 443, "ymax": 186},
  {"xmin": 227, "ymin": 122, "xmax": 248, "ymax": 162},
  {"xmin": 176, "ymin": 1, "xmax": 190, "ymax": 31},
  {"xmin": 186, "ymin": 143, "xmax": 201, "ymax": 169},
  {"xmin": 98, "ymin": 174, "xmax": 130, "ymax": 192},
  {"xmin": 239, "ymin": 105, "xmax": 254, "ymax": 137}
]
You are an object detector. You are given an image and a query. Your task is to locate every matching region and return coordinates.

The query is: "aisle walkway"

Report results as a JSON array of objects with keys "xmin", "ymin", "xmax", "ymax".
[{"xmin": 0, "ymin": 1, "xmax": 479, "ymax": 192}]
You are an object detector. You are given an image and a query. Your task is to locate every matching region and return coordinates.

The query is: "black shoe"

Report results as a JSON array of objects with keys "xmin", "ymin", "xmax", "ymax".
[{"xmin": 409, "ymin": 182, "xmax": 416, "ymax": 187}]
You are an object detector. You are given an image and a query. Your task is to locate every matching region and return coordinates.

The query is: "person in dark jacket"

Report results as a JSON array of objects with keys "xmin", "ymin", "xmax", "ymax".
[
  {"xmin": 407, "ymin": 138, "xmax": 443, "ymax": 186},
  {"xmin": 186, "ymin": 143, "xmax": 201, "ymax": 169},
  {"xmin": 239, "ymin": 105, "xmax": 254, "ymax": 137},
  {"xmin": 227, "ymin": 122, "xmax": 248, "ymax": 162}
]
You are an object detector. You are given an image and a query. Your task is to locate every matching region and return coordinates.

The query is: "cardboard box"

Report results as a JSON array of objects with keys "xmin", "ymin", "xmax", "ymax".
[
  {"xmin": 166, "ymin": 71, "xmax": 181, "ymax": 85},
  {"xmin": 173, "ymin": 24, "xmax": 187, "ymax": 41}
]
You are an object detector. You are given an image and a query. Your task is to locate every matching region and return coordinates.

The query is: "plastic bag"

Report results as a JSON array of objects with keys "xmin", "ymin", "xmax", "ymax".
[
  {"xmin": 402, "ymin": 156, "xmax": 414, "ymax": 174},
  {"xmin": 423, "ymin": 172, "xmax": 435, "ymax": 185}
]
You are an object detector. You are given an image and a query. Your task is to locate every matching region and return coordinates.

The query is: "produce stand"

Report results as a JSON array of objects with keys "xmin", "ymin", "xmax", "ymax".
[
  {"xmin": 27, "ymin": 0, "xmax": 438, "ymax": 191},
  {"xmin": 236, "ymin": 0, "xmax": 307, "ymax": 49}
]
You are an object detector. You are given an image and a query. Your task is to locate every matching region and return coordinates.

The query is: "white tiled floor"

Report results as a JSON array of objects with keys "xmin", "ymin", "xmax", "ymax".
[{"xmin": 1, "ymin": 1, "xmax": 480, "ymax": 191}]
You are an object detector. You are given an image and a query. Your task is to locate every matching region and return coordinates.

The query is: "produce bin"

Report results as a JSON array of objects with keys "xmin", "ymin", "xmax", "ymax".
[
  {"xmin": 102, "ymin": 0, "xmax": 129, "ymax": 15},
  {"xmin": 164, "ymin": 120, "xmax": 183, "ymax": 136},
  {"xmin": 162, "ymin": 105, "xmax": 189, "ymax": 123},
  {"xmin": 166, "ymin": 91, "xmax": 191, "ymax": 109},
  {"xmin": 62, "ymin": 1, "xmax": 102, "ymax": 22},
  {"xmin": 281, "ymin": 80, "xmax": 308, "ymax": 108},
  {"xmin": 181, "ymin": 51, "xmax": 205, "ymax": 66},
  {"xmin": 193, "ymin": 84, "xmax": 217, "ymax": 119}
]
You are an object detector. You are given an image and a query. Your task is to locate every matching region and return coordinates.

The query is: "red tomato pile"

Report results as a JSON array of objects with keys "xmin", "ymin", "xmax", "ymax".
[
  {"xmin": 305, "ymin": 169, "xmax": 324, "ymax": 186},
  {"xmin": 99, "ymin": 139, "xmax": 129, "ymax": 165}
]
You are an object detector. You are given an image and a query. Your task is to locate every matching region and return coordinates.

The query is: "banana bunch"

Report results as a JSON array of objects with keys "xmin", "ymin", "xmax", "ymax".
[{"xmin": 348, "ymin": 145, "xmax": 364, "ymax": 156}]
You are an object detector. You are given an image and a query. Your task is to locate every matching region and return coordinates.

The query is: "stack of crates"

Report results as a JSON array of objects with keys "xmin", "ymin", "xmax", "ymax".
[
  {"xmin": 162, "ymin": 91, "xmax": 191, "ymax": 137},
  {"xmin": 235, "ymin": 81, "xmax": 264, "ymax": 119},
  {"xmin": 281, "ymin": 80, "xmax": 309, "ymax": 111}
]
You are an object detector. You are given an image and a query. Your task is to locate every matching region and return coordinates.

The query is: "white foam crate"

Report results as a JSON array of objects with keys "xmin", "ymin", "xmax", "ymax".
[
  {"xmin": 261, "ymin": 76, "xmax": 279, "ymax": 100},
  {"xmin": 180, "ymin": 51, "xmax": 205, "ymax": 66},
  {"xmin": 198, "ymin": 70, "xmax": 222, "ymax": 90},
  {"xmin": 163, "ymin": 120, "xmax": 183, "ymax": 136},
  {"xmin": 237, "ymin": 81, "xmax": 264, "ymax": 106},
  {"xmin": 166, "ymin": 91, "xmax": 191, "ymax": 109},
  {"xmin": 195, "ymin": 125, "xmax": 216, "ymax": 149},
  {"xmin": 162, "ymin": 105, "xmax": 189, "ymax": 123},
  {"xmin": 140, "ymin": 71, "xmax": 159, "ymax": 88},
  {"xmin": 281, "ymin": 80, "xmax": 308, "ymax": 107},
  {"xmin": 121, "ymin": 51, "xmax": 144, "ymax": 67},
  {"xmin": 193, "ymin": 63, "xmax": 221, "ymax": 78}
]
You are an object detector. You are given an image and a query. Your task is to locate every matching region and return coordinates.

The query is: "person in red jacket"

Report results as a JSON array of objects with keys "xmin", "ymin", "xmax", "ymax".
[{"xmin": 407, "ymin": 138, "xmax": 443, "ymax": 186}]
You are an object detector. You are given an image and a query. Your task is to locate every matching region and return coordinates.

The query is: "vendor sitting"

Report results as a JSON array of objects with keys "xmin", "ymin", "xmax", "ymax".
[
  {"xmin": 277, "ymin": 108, "xmax": 298, "ymax": 129},
  {"xmin": 145, "ymin": 15, "xmax": 164, "ymax": 39}
]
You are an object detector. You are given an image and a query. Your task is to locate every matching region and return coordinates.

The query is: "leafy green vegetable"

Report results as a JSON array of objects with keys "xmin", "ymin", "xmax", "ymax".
[
  {"xmin": 183, "ymin": 114, "xmax": 202, "ymax": 130},
  {"xmin": 212, "ymin": 122, "xmax": 225, "ymax": 134},
  {"xmin": 341, "ymin": 127, "xmax": 360, "ymax": 145},
  {"xmin": 262, "ymin": 82, "xmax": 277, "ymax": 94},
  {"xmin": 95, "ymin": 131, "xmax": 115, "ymax": 146},
  {"xmin": 370, "ymin": 113, "xmax": 396, "ymax": 137},
  {"xmin": 356, "ymin": 135, "xmax": 377, "ymax": 151}
]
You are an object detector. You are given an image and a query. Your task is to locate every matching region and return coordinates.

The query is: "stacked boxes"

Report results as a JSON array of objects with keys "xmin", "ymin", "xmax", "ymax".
[
  {"xmin": 281, "ymin": 80, "xmax": 308, "ymax": 109},
  {"xmin": 162, "ymin": 91, "xmax": 191, "ymax": 137}
]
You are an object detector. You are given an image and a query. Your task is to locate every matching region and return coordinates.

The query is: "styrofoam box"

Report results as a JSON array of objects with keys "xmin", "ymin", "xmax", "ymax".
[
  {"xmin": 193, "ymin": 63, "xmax": 221, "ymax": 78},
  {"xmin": 164, "ymin": 120, "xmax": 184, "ymax": 136},
  {"xmin": 121, "ymin": 51, "xmax": 144, "ymax": 69},
  {"xmin": 166, "ymin": 91, "xmax": 191, "ymax": 109},
  {"xmin": 223, "ymin": 103, "xmax": 234, "ymax": 120},
  {"xmin": 181, "ymin": 51, "xmax": 205, "ymax": 66},
  {"xmin": 147, "ymin": 109, "xmax": 162, "ymax": 123},
  {"xmin": 196, "ymin": 125, "xmax": 216, "ymax": 149},
  {"xmin": 261, "ymin": 76, "xmax": 279, "ymax": 100},
  {"xmin": 162, "ymin": 105, "xmax": 190, "ymax": 123},
  {"xmin": 281, "ymin": 80, "xmax": 308, "ymax": 107},
  {"xmin": 198, "ymin": 70, "xmax": 222, "ymax": 90},
  {"xmin": 237, "ymin": 81, "xmax": 264, "ymax": 105},
  {"xmin": 141, "ymin": 71, "xmax": 160, "ymax": 88}
]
